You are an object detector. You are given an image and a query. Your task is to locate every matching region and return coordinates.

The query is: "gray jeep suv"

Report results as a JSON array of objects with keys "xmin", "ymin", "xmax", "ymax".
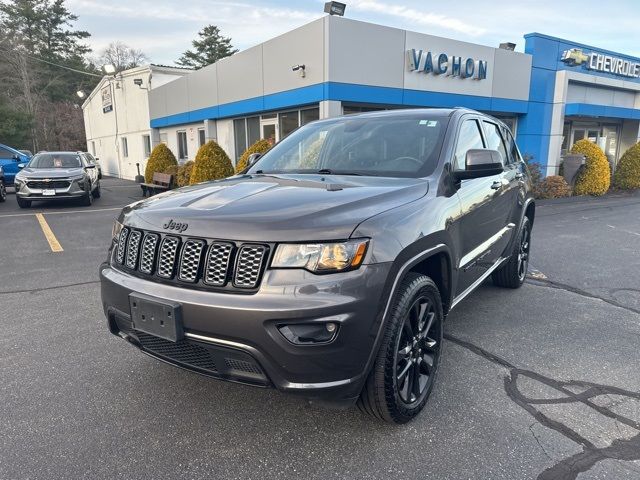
[{"xmin": 100, "ymin": 108, "xmax": 534, "ymax": 423}]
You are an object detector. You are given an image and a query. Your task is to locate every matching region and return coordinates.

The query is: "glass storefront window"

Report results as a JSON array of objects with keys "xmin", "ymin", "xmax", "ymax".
[
  {"xmin": 247, "ymin": 116, "xmax": 260, "ymax": 146},
  {"xmin": 300, "ymin": 108, "xmax": 319, "ymax": 126},
  {"xmin": 279, "ymin": 111, "xmax": 299, "ymax": 138},
  {"xmin": 234, "ymin": 118, "xmax": 247, "ymax": 160}
]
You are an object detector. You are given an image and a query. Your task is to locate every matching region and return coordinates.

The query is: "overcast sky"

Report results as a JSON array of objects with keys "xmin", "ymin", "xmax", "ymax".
[{"xmin": 66, "ymin": 0, "xmax": 640, "ymax": 65}]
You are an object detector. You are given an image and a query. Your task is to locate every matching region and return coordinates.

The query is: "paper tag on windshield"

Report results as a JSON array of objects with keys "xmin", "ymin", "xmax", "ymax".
[{"xmin": 419, "ymin": 120, "xmax": 438, "ymax": 127}]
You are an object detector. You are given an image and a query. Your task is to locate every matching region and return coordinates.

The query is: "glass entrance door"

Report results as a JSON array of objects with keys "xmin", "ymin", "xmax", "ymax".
[
  {"xmin": 260, "ymin": 118, "xmax": 278, "ymax": 145},
  {"xmin": 602, "ymin": 124, "xmax": 619, "ymax": 170}
]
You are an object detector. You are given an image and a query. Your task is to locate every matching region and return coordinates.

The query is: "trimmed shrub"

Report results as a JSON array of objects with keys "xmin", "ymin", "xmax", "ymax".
[
  {"xmin": 177, "ymin": 160, "xmax": 195, "ymax": 187},
  {"xmin": 144, "ymin": 143, "xmax": 178, "ymax": 183},
  {"xmin": 570, "ymin": 140, "xmax": 610, "ymax": 196},
  {"xmin": 189, "ymin": 141, "xmax": 234, "ymax": 185},
  {"xmin": 613, "ymin": 142, "xmax": 640, "ymax": 190},
  {"xmin": 235, "ymin": 139, "xmax": 271, "ymax": 173},
  {"xmin": 163, "ymin": 164, "xmax": 179, "ymax": 183},
  {"xmin": 536, "ymin": 175, "xmax": 572, "ymax": 199}
]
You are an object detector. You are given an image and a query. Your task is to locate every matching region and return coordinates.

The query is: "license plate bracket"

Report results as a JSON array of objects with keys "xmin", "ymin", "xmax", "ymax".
[{"xmin": 129, "ymin": 293, "xmax": 183, "ymax": 342}]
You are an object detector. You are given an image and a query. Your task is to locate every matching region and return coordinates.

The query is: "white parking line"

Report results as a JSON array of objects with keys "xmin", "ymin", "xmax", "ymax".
[{"xmin": 0, "ymin": 206, "xmax": 123, "ymax": 218}]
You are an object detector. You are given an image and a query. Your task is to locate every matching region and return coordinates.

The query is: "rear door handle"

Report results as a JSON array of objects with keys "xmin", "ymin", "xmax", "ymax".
[
  {"xmin": 490, "ymin": 181, "xmax": 502, "ymax": 190},
  {"xmin": 515, "ymin": 172, "xmax": 524, "ymax": 180}
]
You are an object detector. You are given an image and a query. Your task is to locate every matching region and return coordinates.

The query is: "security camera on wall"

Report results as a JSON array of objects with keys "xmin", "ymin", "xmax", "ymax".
[{"xmin": 291, "ymin": 64, "xmax": 306, "ymax": 78}]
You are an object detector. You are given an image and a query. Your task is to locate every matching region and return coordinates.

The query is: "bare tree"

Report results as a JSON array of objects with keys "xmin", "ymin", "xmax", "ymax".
[{"xmin": 98, "ymin": 41, "xmax": 148, "ymax": 72}]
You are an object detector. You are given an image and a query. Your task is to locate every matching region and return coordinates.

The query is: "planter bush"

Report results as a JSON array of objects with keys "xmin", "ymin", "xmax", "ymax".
[
  {"xmin": 177, "ymin": 160, "xmax": 195, "ymax": 187},
  {"xmin": 570, "ymin": 140, "xmax": 610, "ymax": 196},
  {"xmin": 163, "ymin": 164, "xmax": 179, "ymax": 183},
  {"xmin": 613, "ymin": 142, "xmax": 640, "ymax": 190},
  {"xmin": 189, "ymin": 141, "xmax": 234, "ymax": 185},
  {"xmin": 536, "ymin": 175, "xmax": 572, "ymax": 199},
  {"xmin": 235, "ymin": 139, "xmax": 271, "ymax": 173},
  {"xmin": 144, "ymin": 143, "xmax": 178, "ymax": 183}
]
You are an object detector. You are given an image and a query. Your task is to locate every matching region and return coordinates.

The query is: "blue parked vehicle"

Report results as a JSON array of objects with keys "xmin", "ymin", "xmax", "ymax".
[{"xmin": 0, "ymin": 144, "xmax": 31, "ymax": 188}]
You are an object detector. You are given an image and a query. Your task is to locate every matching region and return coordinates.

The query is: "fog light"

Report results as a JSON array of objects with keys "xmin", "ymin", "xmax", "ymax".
[{"xmin": 278, "ymin": 322, "xmax": 339, "ymax": 345}]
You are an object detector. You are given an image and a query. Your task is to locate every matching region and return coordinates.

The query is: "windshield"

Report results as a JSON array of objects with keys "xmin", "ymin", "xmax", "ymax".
[
  {"xmin": 29, "ymin": 153, "xmax": 83, "ymax": 169},
  {"xmin": 248, "ymin": 114, "xmax": 449, "ymax": 178}
]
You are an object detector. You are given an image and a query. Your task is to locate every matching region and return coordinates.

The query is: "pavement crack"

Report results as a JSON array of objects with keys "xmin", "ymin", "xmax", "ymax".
[
  {"xmin": 528, "ymin": 423, "xmax": 554, "ymax": 461},
  {"xmin": 444, "ymin": 333, "xmax": 640, "ymax": 480},
  {"xmin": 526, "ymin": 277, "xmax": 640, "ymax": 315},
  {"xmin": 0, "ymin": 280, "xmax": 99, "ymax": 295}
]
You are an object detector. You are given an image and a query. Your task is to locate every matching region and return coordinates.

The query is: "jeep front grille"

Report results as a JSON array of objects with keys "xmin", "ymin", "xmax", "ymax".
[{"xmin": 113, "ymin": 228, "xmax": 269, "ymax": 292}]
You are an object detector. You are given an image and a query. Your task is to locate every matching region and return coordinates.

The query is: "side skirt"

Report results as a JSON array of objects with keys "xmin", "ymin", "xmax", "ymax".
[{"xmin": 450, "ymin": 256, "xmax": 508, "ymax": 310}]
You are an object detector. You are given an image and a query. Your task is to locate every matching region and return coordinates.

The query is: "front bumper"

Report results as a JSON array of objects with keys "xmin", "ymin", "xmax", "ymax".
[
  {"xmin": 16, "ymin": 180, "xmax": 87, "ymax": 200},
  {"xmin": 100, "ymin": 261, "xmax": 392, "ymax": 404}
]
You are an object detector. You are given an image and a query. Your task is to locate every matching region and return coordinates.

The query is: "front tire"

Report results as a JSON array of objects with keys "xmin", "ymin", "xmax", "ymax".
[
  {"xmin": 357, "ymin": 273, "xmax": 443, "ymax": 423},
  {"xmin": 81, "ymin": 189, "xmax": 93, "ymax": 206},
  {"xmin": 17, "ymin": 197, "xmax": 31, "ymax": 208},
  {"xmin": 0, "ymin": 182, "xmax": 6, "ymax": 202},
  {"xmin": 492, "ymin": 216, "xmax": 531, "ymax": 289},
  {"xmin": 92, "ymin": 181, "xmax": 101, "ymax": 198}
]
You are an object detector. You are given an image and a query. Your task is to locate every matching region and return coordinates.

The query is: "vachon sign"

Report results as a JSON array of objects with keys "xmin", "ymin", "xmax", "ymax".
[{"xmin": 406, "ymin": 49, "xmax": 488, "ymax": 80}]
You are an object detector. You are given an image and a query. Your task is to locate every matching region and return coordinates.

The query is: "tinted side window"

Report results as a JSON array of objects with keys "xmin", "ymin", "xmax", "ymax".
[
  {"xmin": 454, "ymin": 119, "xmax": 485, "ymax": 170},
  {"xmin": 0, "ymin": 147, "xmax": 14, "ymax": 159},
  {"xmin": 483, "ymin": 121, "xmax": 509, "ymax": 165},
  {"xmin": 505, "ymin": 130, "xmax": 523, "ymax": 164}
]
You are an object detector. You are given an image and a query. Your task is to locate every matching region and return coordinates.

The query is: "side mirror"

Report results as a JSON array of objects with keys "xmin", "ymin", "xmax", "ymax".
[
  {"xmin": 454, "ymin": 149, "xmax": 504, "ymax": 180},
  {"xmin": 247, "ymin": 152, "xmax": 262, "ymax": 168},
  {"xmin": 17, "ymin": 163, "xmax": 26, "ymax": 169},
  {"xmin": 12, "ymin": 154, "xmax": 20, "ymax": 161},
  {"xmin": 85, "ymin": 164, "xmax": 96, "ymax": 169}
]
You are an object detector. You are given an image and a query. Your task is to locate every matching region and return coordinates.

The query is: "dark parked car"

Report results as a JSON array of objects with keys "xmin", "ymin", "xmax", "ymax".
[
  {"xmin": 0, "ymin": 166, "xmax": 6, "ymax": 202},
  {"xmin": 100, "ymin": 108, "xmax": 535, "ymax": 423},
  {"xmin": 15, "ymin": 151, "xmax": 100, "ymax": 208}
]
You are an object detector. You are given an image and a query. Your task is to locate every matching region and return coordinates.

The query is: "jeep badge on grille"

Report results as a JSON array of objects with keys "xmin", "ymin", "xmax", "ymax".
[{"xmin": 163, "ymin": 219, "xmax": 188, "ymax": 233}]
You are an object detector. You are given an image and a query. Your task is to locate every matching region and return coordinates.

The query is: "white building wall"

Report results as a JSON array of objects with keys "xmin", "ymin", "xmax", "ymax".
[{"xmin": 82, "ymin": 66, "xmax": 190, "ymax": 180}]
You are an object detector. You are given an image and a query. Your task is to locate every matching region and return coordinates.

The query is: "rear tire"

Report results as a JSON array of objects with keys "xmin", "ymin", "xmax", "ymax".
[
  {"xmin": 357, "ymin": 273, "xmax": 443, "ymax": 423},
  {"xmin": 492, "ymin": 216, "xmax": 531, "ymax": 289},
  {"xmin": 17, "ymin": 197, "xmax": 31, "ymax": 208},
  {"xmin": 0, "ymin": 182, "xmax": 6, "ymax": 202}
]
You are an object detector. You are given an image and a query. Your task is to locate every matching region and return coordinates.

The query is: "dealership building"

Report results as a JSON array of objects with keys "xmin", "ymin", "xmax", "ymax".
[{"xmin": 84, "ymin": 16, "xmax": 640, "ymax": 179}]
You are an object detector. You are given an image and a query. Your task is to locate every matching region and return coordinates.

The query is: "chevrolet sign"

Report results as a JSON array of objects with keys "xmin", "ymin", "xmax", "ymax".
[
  {"xmin": 407, "ymin": 49, "xmax": 488, "ymax": 80},
  {"xmin": 561, "ymin": 48, "xmax": 640, "ymax": 79}
]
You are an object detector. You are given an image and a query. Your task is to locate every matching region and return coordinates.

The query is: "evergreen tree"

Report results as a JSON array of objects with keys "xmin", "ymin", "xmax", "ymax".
[{"xmin": 176, "ymin": 25, "xmax": 237, "ymax": 69}]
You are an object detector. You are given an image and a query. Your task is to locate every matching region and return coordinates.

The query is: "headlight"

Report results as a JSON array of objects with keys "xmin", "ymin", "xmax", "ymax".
[
  {"xmin": 272, "ymin": 239, "xmax": 368, "ymax": 273},
  {"xmin": 112, "ymin": 220, "xmax": 123, "ymax": 241},
  {"xmin": 71, "ymin": 174, "xmax": 86, "ymax": 182}
]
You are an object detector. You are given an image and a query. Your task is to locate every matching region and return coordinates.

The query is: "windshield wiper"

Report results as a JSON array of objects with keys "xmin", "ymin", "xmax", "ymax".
[{"xmin": 316, "ymin": 169, "xmax": 364, "ymax": 176}]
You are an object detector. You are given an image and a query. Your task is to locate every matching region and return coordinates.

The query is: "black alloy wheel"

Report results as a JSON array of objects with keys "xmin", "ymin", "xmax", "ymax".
[
  {"xmin": 492, "ymin": 216, "xmax": 532, "ymax": 289},
  {"xmin": 358, "ymin": 273, "xmax": 443, "ymax": 423},
  {"xmin": 517, "ymin": 221, "xmax": 531, "ymax": 283},
  {"xmin": 395, "ymin": 295, "xmax": 440, "ymax": 404}
]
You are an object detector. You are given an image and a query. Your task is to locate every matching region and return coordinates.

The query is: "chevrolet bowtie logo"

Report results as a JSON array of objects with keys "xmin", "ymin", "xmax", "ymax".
[{"xmin": 561, "ymin": 48, "xmax": 590, "ymax": 66}]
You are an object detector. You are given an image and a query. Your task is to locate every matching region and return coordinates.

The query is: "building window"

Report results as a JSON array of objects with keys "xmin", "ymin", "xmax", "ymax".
[
  {"xmin": 121, "ymin": 137, "xmax": 129, "ymax": 158},
  {"xmin": 198, "ymin": 128, "xmax": 206, "ymax": 147},
  {"xmin": 300, "ymin": 107, "xmax": 319, "ymax": 125},
  {"xmin": 177, "ymin": 131, "xmax": 188, "ymax": 160},
  {"xmin": 234, "ymin": 119, "xmax": 247, "ymax": 160},
  {"xmin": 279, "ymin": 110, "xmax": 299, "ymax": 138},
  {"xmin": 142, "ymin": 135, "xmax": 151, "ymax": 157},
  {"xmin": 90, "ymin": 141, "xmax": 96, "ymax": 156},
  {"xmin": 247, "ymin": 116, "xmax": 260, "ymax": 146}
]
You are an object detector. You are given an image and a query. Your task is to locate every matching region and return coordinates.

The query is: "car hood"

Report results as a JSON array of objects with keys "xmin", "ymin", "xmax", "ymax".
[
  {"xmin": 20, "ymin": 167, "xmax": 83, "ymax": 178},
  {"xmin": 121, "ymin": 174, "xmax": 429, "ymax": 242}
]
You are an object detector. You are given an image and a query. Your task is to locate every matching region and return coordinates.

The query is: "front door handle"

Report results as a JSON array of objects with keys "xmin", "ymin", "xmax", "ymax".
[
  {"xmin": 490, "ymin": 181, "xmax": 502, "ymax": 190},
  {"xmin": 515, "ymin": 172, "xmax": 524, "ymax": 180}
]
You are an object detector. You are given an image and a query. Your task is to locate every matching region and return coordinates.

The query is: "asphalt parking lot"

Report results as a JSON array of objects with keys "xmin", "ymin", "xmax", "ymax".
[{"xmin": 1, "ymin": 178, "xmax": 639, "ymax": 480}]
